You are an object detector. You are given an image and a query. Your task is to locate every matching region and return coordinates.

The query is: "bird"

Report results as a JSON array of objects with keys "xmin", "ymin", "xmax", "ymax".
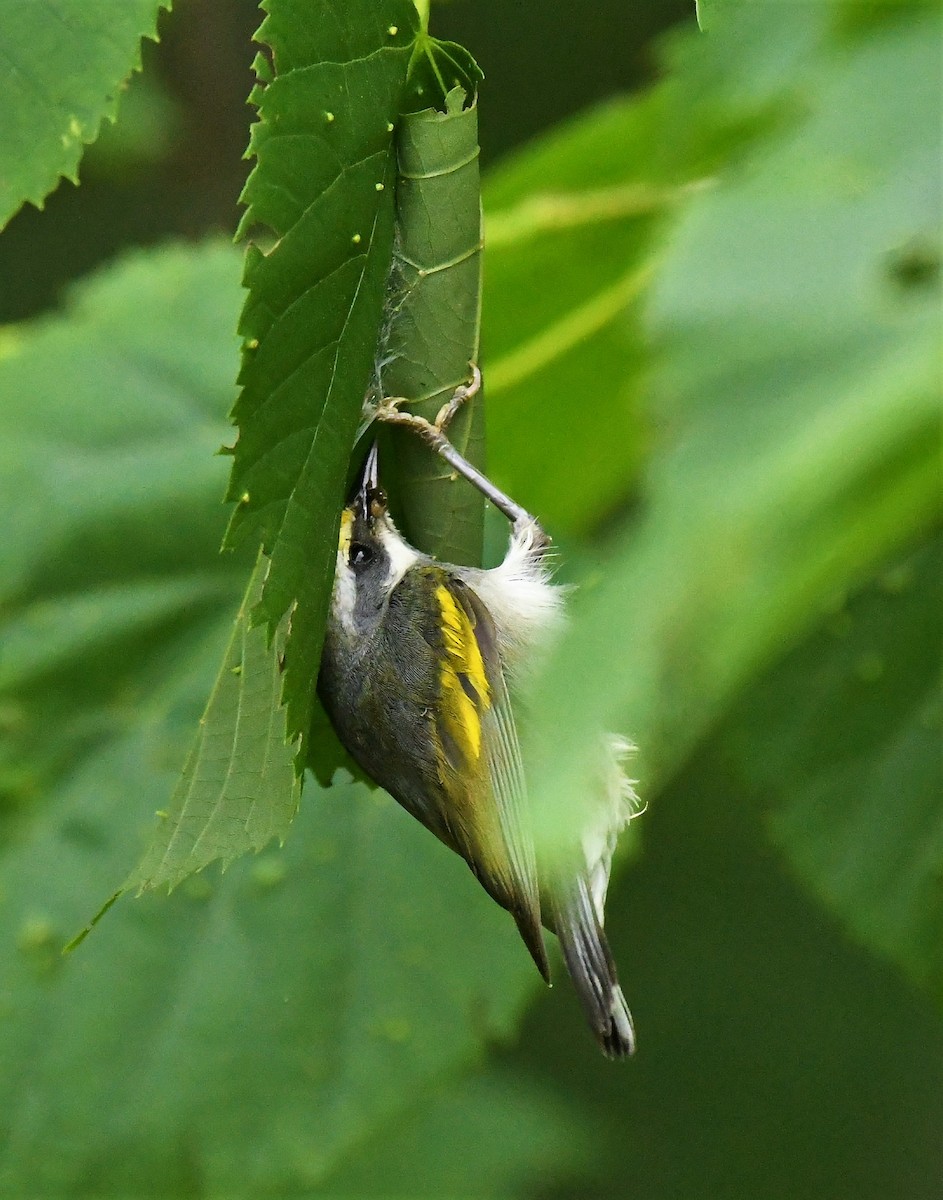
[{"xmin": 317, "ymin": 443, "xmax": 639, "ymax": 1056}]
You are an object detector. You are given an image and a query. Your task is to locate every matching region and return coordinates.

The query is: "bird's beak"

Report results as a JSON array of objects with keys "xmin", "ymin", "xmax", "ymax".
[{"xmin": 351, "ymin": 442, "xmax": 382, "ymax": 521}]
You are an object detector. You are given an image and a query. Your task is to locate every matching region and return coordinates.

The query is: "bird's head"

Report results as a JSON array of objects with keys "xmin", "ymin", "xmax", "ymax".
[{"xmin": 331, "ymin": 444, "xmax": 420, "ymax": 635}]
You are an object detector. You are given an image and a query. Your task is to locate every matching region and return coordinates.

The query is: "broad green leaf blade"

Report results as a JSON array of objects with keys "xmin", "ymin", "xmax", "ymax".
[
  {"xmin": 379, "ymin": 89, "xmax": 486, "ymax": 565},
  {"xmin": 481, "ymin": 109, "xmax": 695, "ymax": 536},
  {"xmin": 224, "ymin": 0, "xmax": 420, "ymax": 758},
  {"xmin": 0, "ymin": 743, "xmax": 545, "ymax": 1194},
  {"xmin": 483, "ymin": 165, "xmax": 658, "ymax": 535},
  {"xmin": 0, "ymin": 0, "xmax": 168, "ymax": 229},
  {"xmin": 127, "ymin": 551, "xmax": 300, "ymax": 894},
  {"xmin": 727, "ymin": 535, "xmax": 943, "ymax": 999},
  {"xmin": 0, "ymin": 241, "xmax": 245, "ymax": 797},
  {"xmin": 523, "ymin": 8, "xmax": 942, "ymax": 869},
  {"xmin": 0, "ymin": 237, "xmax": 300, "ymax": 896},
  {"xmin": 0, "ymin": 574, "xmax": 235, "ymax": 810},
  {"xmin": 317, "ymin": 1068, "xmax": 590, "ymax": 1196}
]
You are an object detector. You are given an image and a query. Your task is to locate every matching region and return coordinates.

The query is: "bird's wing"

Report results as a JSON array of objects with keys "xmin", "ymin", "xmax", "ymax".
[{"xmin": 427, "ymin": 571, "xmax": 549, "ymax": 980}]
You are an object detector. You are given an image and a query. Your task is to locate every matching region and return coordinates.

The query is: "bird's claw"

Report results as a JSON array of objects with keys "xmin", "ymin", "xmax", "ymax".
[{"xmin": 434, "ymin": 364, "xmax": 482, "ymax": 432}]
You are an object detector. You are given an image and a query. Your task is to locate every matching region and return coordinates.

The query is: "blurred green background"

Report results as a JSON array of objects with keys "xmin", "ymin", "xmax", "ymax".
[{"xmin": 1, "ymin": 1, "xmax": 940, "ymax": 1197}]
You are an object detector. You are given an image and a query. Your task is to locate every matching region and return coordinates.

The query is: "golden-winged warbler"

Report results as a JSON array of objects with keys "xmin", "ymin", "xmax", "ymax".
[{"xmin": 318, "ymin": 444, "xmax": 638, "ymax": 1057}]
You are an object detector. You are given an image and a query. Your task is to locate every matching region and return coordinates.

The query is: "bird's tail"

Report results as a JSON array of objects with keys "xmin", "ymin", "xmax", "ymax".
[{"xmin": 552, "ymin": 876, "xmax": 635, "ymax": 1058}]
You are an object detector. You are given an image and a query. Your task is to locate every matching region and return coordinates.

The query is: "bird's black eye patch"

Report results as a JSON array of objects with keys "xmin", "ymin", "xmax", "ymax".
[{"xmin": 348, "ymin": 542, "xmax": 374, "ymax": 570}]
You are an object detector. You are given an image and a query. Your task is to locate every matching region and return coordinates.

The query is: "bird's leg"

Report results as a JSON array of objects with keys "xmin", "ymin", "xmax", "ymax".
[{"xmin": 374, "ymin": 365, "xmax": 547, "ymax": 548}]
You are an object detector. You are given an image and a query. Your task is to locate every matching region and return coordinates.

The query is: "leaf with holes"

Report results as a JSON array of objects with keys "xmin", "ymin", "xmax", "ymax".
[{"xmin": 223, "ymin": 0, "xmax": 420, "ymax": 764}]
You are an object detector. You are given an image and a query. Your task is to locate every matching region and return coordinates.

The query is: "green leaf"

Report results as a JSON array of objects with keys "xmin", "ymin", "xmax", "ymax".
[
  {"xmin": 0, "ymin": 242, "xmax": 546, "ymax": 1193},
  {"xmin": 0, "ymin": 762, "xmax": 546, "ymax": 1194},
  {"xmin": 0, "ymin": 0, "xmax": 168, "ymax": 229},
  {"xmin": 403, "ymin": 34, "xmax": 484, "ymax": 114},
  {"xmin": 0, "ymin": 237, "xmax": 307, "ymax": 899},
  {"xmin": 726, "ymin": 535, "xmax": 943, "ymax": 999},
  {"xmin": 520, "ymin": 6, "xmax": 941, "ymax": 865},
  {"xmin": 0, "ymin": 576, "xmax": 232, "ymax": 790},
  {"xmin": 483, "ymin": 158, "xmax": 660, "ymax": 535},
  {"xmin": 0, "ymin": 241, "xmax": 245, "ymax": 803},
  {"xmin": 317, "ymin": 1067, "xmax": 590, "ymax": 1196},
  {"xmin": 378, "ymin": 88, "xmax": 486, "ymax": 565},
  {"xmin": 478, "ymin": 75, "xmax": 747, "ymax": 532},
  {"xmin": 224, "ymin": 0, "xmax": 420, "ymax": 759},
  {"xmin": 476, "ymin": 0, "xmax": 849, "ymax": 539},
  {"xmin": 125, "ymin": 550, "xmax": 300, "ymax": 896}
]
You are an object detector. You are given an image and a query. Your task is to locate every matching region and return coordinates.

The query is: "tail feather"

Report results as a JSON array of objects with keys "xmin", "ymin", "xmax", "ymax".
[{"xmin": 553, "ymin": 876, "xmax": 635, "ymax": 1058}]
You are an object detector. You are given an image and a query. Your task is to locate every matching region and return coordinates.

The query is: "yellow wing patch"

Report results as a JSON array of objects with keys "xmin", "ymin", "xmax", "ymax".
[{"xmin": 435, "ymin": 583, "xmax": 491, "ymax": 767}]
